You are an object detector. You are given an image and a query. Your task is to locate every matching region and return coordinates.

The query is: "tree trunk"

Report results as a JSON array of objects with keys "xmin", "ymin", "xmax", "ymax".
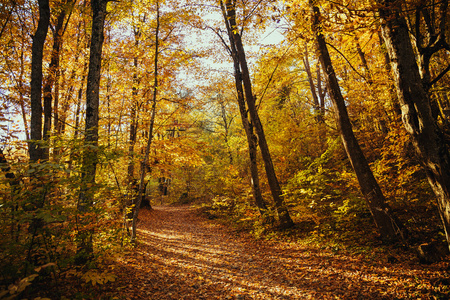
[
  {"xmin": 217, "ymin": 5, "xmax": 270, "ymax": 221},
  {"xmin": 303, "ymin": 44, "xmax": 324, "ymax": 124},
  {"xmin": 74, "ymin": 60, "xmax": 88, "ymax": 138},
  {"xmin": 76, "ymin": 0, "xmax": 108, "ymax": 263},
  {"xmin": 303, "ymin": 43, "xmax": 326, "ymax": 152},
  {"xmin": 221, "ymin": 0, "xmax": 294, "ymax": 228},
  {"xmin": 42, "ymin": 1, "xmax": 74, "ymax": 158},
  {"xmin": 378, "ymin": 0, "xmax": 450, "ymax": 248},
  {"xmin": 29, "ymin": 0, "xmax": 50, "ymax": 163},
  {"xmin": 17, "ymin": 32, "xmax": 30, "ymax": 140},
  {"xmin": 310, "ymin": 1, "xmax": 404, "ymax": 242},
  {"xmin": 131, "ymin": 0, "xmax": 160, "ymax": 243},
  {"xmin": 127, "ymin": 28, "xmax": 141, "ymax": 182}
]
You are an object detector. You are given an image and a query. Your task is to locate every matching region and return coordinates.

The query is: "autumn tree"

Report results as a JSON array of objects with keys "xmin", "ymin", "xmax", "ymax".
[
  {"xmin": 377, "ymin": 0, "xmax": 450, "ymax": 248},
  {"xmin": 219, "ymin": 0, "xmax": 294, "ymax": 228},
  {"xmin": 29, "ymin": 0, "xmax": 50, "ymax": 163},
  {"xmin": 42, "ymin": 0, "xmax": 76, "ymax": 159},
  {"xmin": 308, "ymin": 0, "xmax": 405, "ymax": 242},
  {"xmin": 77, "ymin": 0, "xmax": 110, "ymax": 262},
  {"xmin": 131, "ymin": 0, "xmax": 161, "ymax": 242},
  {"xmin": 210, "ymin": 21, "xmax": 270, "ymax": 219}
]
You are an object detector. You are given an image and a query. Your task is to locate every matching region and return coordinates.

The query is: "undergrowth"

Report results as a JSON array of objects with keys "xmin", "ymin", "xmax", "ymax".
[{"xmin": 197, "ymin": 193, "xmax": 445, "ymax": 265}]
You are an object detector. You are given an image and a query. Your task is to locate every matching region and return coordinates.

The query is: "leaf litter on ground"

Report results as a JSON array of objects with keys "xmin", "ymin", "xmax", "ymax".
[{"xmin": 102, "ymin": 205, "xmax": 449, "ymax": 300}]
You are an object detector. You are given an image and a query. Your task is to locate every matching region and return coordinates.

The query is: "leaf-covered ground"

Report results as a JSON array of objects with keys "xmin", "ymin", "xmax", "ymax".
[{"xmin": 107, "ymin": 206, "xmax": 449, "ymax": 299}]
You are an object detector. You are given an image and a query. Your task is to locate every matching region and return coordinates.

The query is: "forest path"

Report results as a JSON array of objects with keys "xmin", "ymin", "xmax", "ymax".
[{"xmin": 111, "ymin": 205, "xmax": 446, "ymax": 299}]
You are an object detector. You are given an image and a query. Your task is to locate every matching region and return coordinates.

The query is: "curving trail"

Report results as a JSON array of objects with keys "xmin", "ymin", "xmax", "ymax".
[{"xmin": 110, "ymin": 205, "xmax": 448, "ymax": 299}]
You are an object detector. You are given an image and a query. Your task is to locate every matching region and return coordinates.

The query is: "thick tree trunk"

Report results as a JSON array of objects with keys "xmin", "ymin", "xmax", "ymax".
[
  {"xmin": 77, "ymin": 0, "xmax": 108, "ymax": 262},
  {"xmin": 29, "ymin": 0, "xmax": 50, "ymax": 163},
  {"xmin": 27, "ymin": 0, "xmax": 50, "ymax": 263},
  {"xmin": 310, "ymin": 2, "xmax": 404, "ymax": 242},
  {"xmin": 221, "ymin": 0, "xmax": 294, "ymax": 228},
  {"xmin": 378, "ymin": 0, "xmax": 450, "ymax": 248}
]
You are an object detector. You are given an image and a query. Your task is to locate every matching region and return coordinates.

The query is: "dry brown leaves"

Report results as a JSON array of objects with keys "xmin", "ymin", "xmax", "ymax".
[{"xmin": 105, "ymin": 206, "xmax": 449, "ymax": 299}]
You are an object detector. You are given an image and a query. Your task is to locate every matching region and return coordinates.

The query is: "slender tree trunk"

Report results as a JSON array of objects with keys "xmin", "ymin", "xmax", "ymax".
[
  {"xmin": 127, "ymin": 29, "xmax": 141, "ymax": 182},
  {"xmin": 355, "ymin": 40, "xmax": 373, "ymax": 84},
  {"xmin": 303, "ymin": 44, "xmax": 323, "ymax": 124},
  {"xmin": 217, "ymin": 7, "xmax": 270, "ymax": 221},
  {"xmin": 74, "ymin": 60, "xmax": 88, "ymax": 138},
  {"xmin": 378, "ymin": 0, "xmax": 450, "ymax": 248},
  {"xmin": 218, "ymin": 97, "xmax": 234, "ymax": 164},
  {"xmin": 131, "ymin": 0, "xmax": 160, "ymax": 243},
  {"xmin": 59, "ymin": 4, "xmax": 86, "ymax": 135},
  {"xmin": 232, "ymin": 47, "xmax": 270, "ymax": 219},
  {"xmin": 310, "ymin": 1, "xmax": 404, "ymax": 242},
  {"xmin": 127, "ymin": 95, "xmax": 138, "ymax": 180},
  {"xmin": 17, "ymin": 34, "xmax": 30, "ymax": 140},
  {"xmin": 221, "ymin": 0, "xmax": 293, "ymax": 228},
  {"xmin": 303, "ymin": 44, "xmax": 326, "ymax": 152},
  {"xmin": 29, "ymin": 0, "xmax": 50, "ymax": 162},
  {"xmin": 76, "ymin": 0, "xmax": 108, "ymax": 262}
]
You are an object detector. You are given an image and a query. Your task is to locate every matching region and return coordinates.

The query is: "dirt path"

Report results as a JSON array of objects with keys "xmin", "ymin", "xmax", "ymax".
[{"xmin": 111, "ymin": 206, "xmax": 449, "ymax": 299}]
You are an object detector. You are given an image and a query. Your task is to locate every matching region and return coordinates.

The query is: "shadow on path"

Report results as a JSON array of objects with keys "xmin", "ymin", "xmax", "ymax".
[{"xmin": 111, "ymin": 206, "xmax": 449, "ymax": 299}]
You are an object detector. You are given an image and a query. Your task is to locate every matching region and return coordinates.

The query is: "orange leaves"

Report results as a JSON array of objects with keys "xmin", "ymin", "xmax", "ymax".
[{"xmin": 102, "ymin": 206, "xmax": 450, "ymax": 299}]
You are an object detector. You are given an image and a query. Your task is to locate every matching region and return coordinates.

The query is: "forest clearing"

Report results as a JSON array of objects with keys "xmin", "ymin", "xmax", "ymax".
[{"xmin": 2, "ymin": 0, "xmax": 450, "ymax": 299}]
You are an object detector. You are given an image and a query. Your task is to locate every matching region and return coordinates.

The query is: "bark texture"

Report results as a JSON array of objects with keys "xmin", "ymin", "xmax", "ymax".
[
  {"xmin": 77, "ymin": 0, "xmax": 108, "ymax": 261},
  {"xmin": 42, "ymin": 0, "xmax": 74, "ymax": 158},
  {"xmin": 378, "ymin": 0, "xmax": 450, "ymax": 248},
  {"xmin": 29, "ymin": 0, "xmax": 50, "ymax": 162}
]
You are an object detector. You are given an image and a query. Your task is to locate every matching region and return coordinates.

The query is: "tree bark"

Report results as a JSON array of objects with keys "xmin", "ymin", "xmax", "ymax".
[
  {"xmin": 221, "ymin": 0, "xmax": 294, "ymax": 228},
  {"xmin": 77, "ymin": 0, "xmax": 108, "ymax": 262},
  {"xmin": 310, "ymin": 1, "xmax": 404, "ymax": 242},
  {"xmin": 42, "ymin": 0, "xmax": 74, "ymax": 158},
  {"xmin": 378, "ymin": 0, "xmax": 450, "ymax": 248},
  {"xmin": 127, "ymin": 27, "xmax": 141, "ymax": 182},
  {"xmin": 229, "ymin": 36, "xmax": 270, "ymax": 220},
  {"xmin": 212, "ymin": 10, "xmax": 270, "ymax": 220},
  {"xmin": 29, "ymin": 0, "xmax": 50, "ymax": 163}
]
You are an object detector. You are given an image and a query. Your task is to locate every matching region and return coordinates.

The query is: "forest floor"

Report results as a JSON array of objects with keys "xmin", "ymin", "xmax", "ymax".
[{"xmin": 103, "ymin": 205, "xmax": 450, "ymax": 300}]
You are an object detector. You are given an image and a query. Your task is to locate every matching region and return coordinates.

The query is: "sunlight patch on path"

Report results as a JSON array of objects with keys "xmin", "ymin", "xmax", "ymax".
[{"xmin": 113, "ymin": 206, "xmax": 449, "ymax": 299}]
